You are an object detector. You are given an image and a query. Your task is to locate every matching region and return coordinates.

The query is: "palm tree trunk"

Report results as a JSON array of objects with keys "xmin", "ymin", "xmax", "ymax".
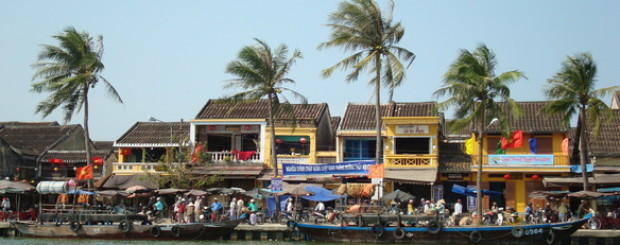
[
  {"xmin": 579, "ymin": 106, "xmax": 590, "ymax": 191},
  {"xmin": 268, "ymin": 93, "xmax": 280, "ymax": 212},
  {"xmin": 476, "ymin": 109, "xmax": 485, "ymax": 225},
  {"xmin": 83, "ymin": 84, "xmax": 93, "ymax": 190},
  {"xmin": 374, "ymin": 55, "xmax": 382, "ymax": 165}
]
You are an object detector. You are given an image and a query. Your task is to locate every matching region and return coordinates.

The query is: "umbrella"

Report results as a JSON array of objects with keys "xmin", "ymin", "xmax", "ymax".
[
  {"xmin": 155, "ymin": 188, "xmax": 188, "ymax": 195},
  {"xmin": 186, "ymin": 189, "xmax": 208, "ymax": 196},
  {"xmin": 0, "ymin": 180, "xmax": 35, "ymax": 193},
  {"xmin": 567, "ymin": 191, "xmax": 605, "ymax": 198},
  {"xmin": 302, "ymin": 186, "xmax": 341, "ymax": 202},
  {"xmin": 125, "ymin": 185, "xmax": 148, "ymax": 193},
  {"xmin": 244, "ymin": 188, "xmax": 274, "ymax": 199},
  {"xmin": 380, "ymin": 190, "xmax": 415, "ymax": 205}
]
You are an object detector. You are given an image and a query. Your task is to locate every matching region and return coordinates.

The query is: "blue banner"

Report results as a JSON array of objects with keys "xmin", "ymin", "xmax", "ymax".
[
  {"xmin": 282, "ymin": 160, "xmax": 375, "ymax": 176},
  {"xmin": 488, "ymin": 154, "xmax": 554, "ymax": 165}
]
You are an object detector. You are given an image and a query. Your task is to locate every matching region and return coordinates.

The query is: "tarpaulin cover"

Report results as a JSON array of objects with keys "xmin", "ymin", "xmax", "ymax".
[
  {"xmin": 302, "ymin": 186, "xmax": 341, "ymax": 202},
  {"xmin": 451, "ymin": 184, "xmax": 502, "ymax": 197}
]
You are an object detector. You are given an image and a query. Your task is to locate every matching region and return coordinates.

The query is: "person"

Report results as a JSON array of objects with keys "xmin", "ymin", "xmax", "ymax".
[
  {"xmin": 194, "ymin": 196, "xmax": 203, "ymax": 222},
  {"xmin": 177, "ymin": 198, "xmax": 187, "ymax": 223},
  {"xmin": 211, "ymin": 198, "xmax": 223, "ymax": 221},
  {"xmin": 436, "ymin": 199, "xmax": 446, "ymax": 215},
  {"xmin": 186, "ymin": 200, "xmax": 195, "ymax": 223},
  {"xmin": 247, "ymin": 199, "xmax": 259, "ymax": 225},
  {"xmin": 229, "ymin": 197, "xmax": 238, "ymax": 220},
  {"xmin": 524, "ymin": 202, "xmax": 534, "ymax": 223},
  {"xmin": 236, "ymin": 197, "xmax": 245, "ymax": 219},
  {"xmin": 423, "ymin": 200, "xmax": 433, "ymax": 214},
  {"xmin": 544, "ymin": 203, "xmax": 553, "ymax": 223},
  {"xmin": 1, "ymin": 197, "xmax": 10, "ymax": 212},
  {"xmin": 407, "ymin": 199, "xmax": 414, "ymax": 215},
  {"xmin": 315, "ymin": 201, "xmax": 326, "ymax": 216},
  {"xmin": 286, "ymin": 198, "xmax": 294, "ymax": 214},
  {"xmin": 577, "ymin": 200, "xmax": 589, "ymax": 218},
  {"xmin": 453, "ymin": 199, "xmax": 463, "ymax": 216},
  {"xmin": 558, "ymin": 201, "xmax": 568, "ymax": 222},
  {"xmin": 153, "ymin": 197, "xmax": 165, "ymax": 220}
]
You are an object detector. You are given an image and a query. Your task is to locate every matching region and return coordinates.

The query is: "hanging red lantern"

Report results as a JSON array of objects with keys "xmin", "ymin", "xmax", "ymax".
[
  {"xmin": 92, "ymin": 156, "xmax": 104, "ymax": 165},
  {"xmin": 53, "ymin": 167, "xmax": 59, "ymax": 172},
  {"xmin": 208, "ymin": 125, "xmax": 217, "ymax": 131},
  {"xmin": 49, "ymin": 158, "xmax": 64, "ymax": 165},
  {"xmin": 120, "ymin": 148, "xmax": 132, "ymax": 156},
  {"xmin": 531, "ymin": 174, "xmax": 541, "ymax": 180},
  {"xmin": 503, "ymin": 174, "xmax": 511, "ymax": 180},
  {"xmin": 15, "ymin": 167, "xmax": 20, "ymax": 171},
  {"xmin": 299, "ymin": 137, "xmax": 307, "ymax": 144},
  {"xmin": 275, "ymin": 139, "xmax": 283, "ymax": 144},
  {"xmin": 244, "ymin": 125, "xmax": 252, "ymax": 131}
]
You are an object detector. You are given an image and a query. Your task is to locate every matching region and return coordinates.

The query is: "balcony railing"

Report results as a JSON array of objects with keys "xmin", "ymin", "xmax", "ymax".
[
  {"xmin": 384, "ymin": 155, "xmax": 437, "ymax": 168},
  {"xmin": 113, "ymin": 162, "xmax": 162, "ymax": 174},
  {"xmin": 207, "ymin": 151, "xmax": 262, "ymax": 165}
]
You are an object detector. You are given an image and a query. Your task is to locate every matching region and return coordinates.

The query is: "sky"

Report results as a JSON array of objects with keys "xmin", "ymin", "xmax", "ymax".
[{"xmin": 1, "ymin": 0, "xmax": 619, "ymax": 141}]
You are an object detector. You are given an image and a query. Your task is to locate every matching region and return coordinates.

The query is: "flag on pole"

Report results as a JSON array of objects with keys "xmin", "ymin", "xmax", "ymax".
[
  {"xmin": 76, "ymin": 165, "xmax": 93, "ymax": 180},
  {"xmin": 501, "ymin": 130, "xmax": 523, "ymax": 149},
  {"xmin": 495, "ymin": 141, "xmax": 505, "ymax": 154},
  {"xmin": 465, "ymin": 135, "xmax": 476, "ymax": 155},
  {"xmin": 561, "ymin": 138, "xmax": 569, "ymax": 154},
  {"xmin": 367, "ymin": 164, "xmax": 384, "ymax": 179},
  {"xmin": 529, "ymin": 138, "xmax": 537, "ymax": 154}
]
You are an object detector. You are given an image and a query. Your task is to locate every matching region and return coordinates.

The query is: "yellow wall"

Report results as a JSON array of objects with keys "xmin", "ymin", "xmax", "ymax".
[{"xmin": 264, "ymin": 127, "xmax": 317, "ymax": 169}]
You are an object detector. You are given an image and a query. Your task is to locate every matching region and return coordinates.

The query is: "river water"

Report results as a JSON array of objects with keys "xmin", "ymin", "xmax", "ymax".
[{"xmin": 1, "ymin": 238, "xmax": 321, "ymax": 245}]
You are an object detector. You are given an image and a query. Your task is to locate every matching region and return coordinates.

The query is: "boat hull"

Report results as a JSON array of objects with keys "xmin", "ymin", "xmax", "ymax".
[
  {"xmin": 13, "ymin": 219, "xmax": 241, "ymax": 240},
  {"xmin": 296, "ymin": 214, "xmax": 590, "ymax": 244}
]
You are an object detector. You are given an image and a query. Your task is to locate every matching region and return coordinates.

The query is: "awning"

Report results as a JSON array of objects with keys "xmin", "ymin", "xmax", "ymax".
[
  {"xmin": 100, "ymin": 174, "xmax": 159, "ymax": 190},
  {"xmin": 191, "ymin": 165, "xmax": 263, "ymax": 178},
  {"xmin": 542, "ymin": 173, "xmax": 620, "ymax": 188},
  {"xmin": 384, "ymin": 168, "xmax": 437, "ymax": 185}
]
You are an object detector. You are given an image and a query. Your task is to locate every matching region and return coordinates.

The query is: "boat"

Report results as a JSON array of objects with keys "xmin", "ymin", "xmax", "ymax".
[
  {"xmin": 294, "ymin": 212, "xmax": 591, "ymax": 244},
  {"xmin": 12, "ymin": 212, "xmax": 242, "ymax": 240}
]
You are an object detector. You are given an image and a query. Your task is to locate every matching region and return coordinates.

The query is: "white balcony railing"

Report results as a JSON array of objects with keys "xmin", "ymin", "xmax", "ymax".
[
  {"xmin": 207, "ymin": 151, "xmax": 262, "ymax": 164},
  {"xmin": 113, "ymin": 162, "xmax": 162, "ymax": 174}
]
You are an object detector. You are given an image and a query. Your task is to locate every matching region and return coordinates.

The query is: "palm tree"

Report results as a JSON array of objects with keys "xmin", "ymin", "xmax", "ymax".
[
  {"xmin": 221, "ymin": 38, "xmax": 306, "ymax": 183},
  {"xmin": 31, "ymin": 26, "xmax": 123, "ymax": 188},
  {"xmin": 543, "ymin": 52, "xmax": 619, "ymax": 192},
  {"xmin": 319, "ymin": 0, "xmax": 415, "ymax": 165},
  {"xmin": 434, "ymin": 44, "xmax": 526, "ymax": 225}
]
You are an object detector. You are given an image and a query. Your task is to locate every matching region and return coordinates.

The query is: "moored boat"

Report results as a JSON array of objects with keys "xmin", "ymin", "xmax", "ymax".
[
  {"xmin": 12, "ymin": 213, "xmax": 242, "ymax": 240},
  {"xmin": 295, "ymin": 213, "xmax": 591, "ymax": 244}
]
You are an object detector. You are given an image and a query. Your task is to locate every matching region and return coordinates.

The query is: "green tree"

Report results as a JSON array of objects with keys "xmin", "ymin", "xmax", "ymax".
[
  {"xmin": 543, "ymin": 52, "xmax": 619, "ymax": 192},
  {"xmin": 319, "ymin": 0, "xmax": 415, "ymax": 165},
  {"xmin": 434, "ymin": 44, "xmax": 525, "ymax": 224},
  {"xmin": 221, "ymin": 38, "xmax": 306, "ymax": 184},
  {"xmin": 31, "ymin": 26, "xmax": 122, "ymax": 188}
]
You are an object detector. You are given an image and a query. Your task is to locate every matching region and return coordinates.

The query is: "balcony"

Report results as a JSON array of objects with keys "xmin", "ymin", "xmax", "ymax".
[
  {"xmin": 207, "ymin": 151, "xmax": 262, "ymax": 165},
  {"xmin": 113, "ymin": 162, "xmax": 162, "ymax": 174},
  {"xmin": 384, "ymin": 155, "xmax": 437, "ymax": 168}
]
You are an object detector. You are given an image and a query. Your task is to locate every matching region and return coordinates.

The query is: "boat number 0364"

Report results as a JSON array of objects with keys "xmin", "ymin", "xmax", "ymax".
[{"xmin": 524, "ymin": 228, "xmax": 544, "ymax": 236}]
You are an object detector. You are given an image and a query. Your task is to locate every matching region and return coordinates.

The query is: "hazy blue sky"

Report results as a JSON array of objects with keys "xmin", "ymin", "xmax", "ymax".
[{"xmin": 1, "ymin": 1, "xmax": 619, "ymax": 141}]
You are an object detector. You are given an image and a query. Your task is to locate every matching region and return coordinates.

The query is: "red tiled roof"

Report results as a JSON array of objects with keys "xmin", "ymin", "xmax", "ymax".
[
  {"xmin": 0, "ymin": 124, "xmax": 78, "ymax": 155},
  {"xmin": 589, "ymin": 109, "xmax": 620, "ymax": 157},
  {"xmin": 195, "ymin": 99, "xmax": 328, "ymax": 125},
  {"xmin": 115, "ymin": 122, "xmax": 190, "ymax": 145},
  {"xmin": 483, "ymin": 101, "xmax": 570, "ymax": 134},
  {"xmin": 340, "ymin": 102, "xmax": 438, "ymax": 130},
  {"xmin": 0, "ymin": 121, "xmax": 58, "ymax": 126}
]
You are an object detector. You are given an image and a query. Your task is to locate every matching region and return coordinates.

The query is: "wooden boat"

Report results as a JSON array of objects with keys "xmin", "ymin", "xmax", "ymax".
[
  {"xmin": 294, "ymin": 212, "xmax": 591, "ymax": 244},
  {"xmin": 12, "ymin": 212, "xmax": 242, "ymax": 240}
]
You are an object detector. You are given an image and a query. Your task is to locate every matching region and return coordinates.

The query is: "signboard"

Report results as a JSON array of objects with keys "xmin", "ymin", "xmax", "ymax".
[
  {"xmin": 282, "ymin": 160, "xmax": 374, "ymax": 176},
  {"xmin": 395, "ymin": 125, "xmax": 429, "ymax": 134},
  {"xmin": 467, "ymin": 185, "xmax": 476, "ymax": 211},
  {"xmin": 433, "ymin": 185, "xmax": 443, "ymax": 203},
  {"xmin": 488, "ymin": 154, "xmax": 554, "ymax": 165},
  {"xmin": 447, "ymin": 174, "xmax": 464, "ymax": 180},
  {"xmin": 270, "ymin": 178, "xmax": 283, "ymax": 192}
]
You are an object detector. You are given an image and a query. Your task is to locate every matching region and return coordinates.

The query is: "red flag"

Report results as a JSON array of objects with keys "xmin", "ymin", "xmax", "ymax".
[
  {"xmin": 76, "ymin": 165, "xmax": 93, "ymax": 180},
  {"xmin": 191, "ymin": 144, "xmax": 203, "ymax": 163},
  {"xmin": 367, "ymin": 164, "xmax": 384, "ymax": 178},
  {"xmin": 561, "ymin": 138, "xmax": 569, "ymax": 154},
  {"xmin": 501, "ymin": 130, "xmax": 523, "ymax": 149}
]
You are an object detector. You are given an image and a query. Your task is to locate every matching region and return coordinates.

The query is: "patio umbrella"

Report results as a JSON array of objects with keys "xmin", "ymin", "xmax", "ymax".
[
  {"xmin": 125, "ymin": 185, "xmax": 148, "ymax": 193},
  {"xmin": 155, "ymin": 188, "xmax": 188, "ymax": 195},
  {"xmin": 244, "ymin": 188, "xmax": 274, "ymax": 199},
  {"xmin": 380, "ymin": 190, "xmax": 415, "ymax": 205},
  {"xmin": 186, "ymin": 189, "xmax": 208, "ymax": 196},
  {"xmin": 567, "ymin": 190, "xmax": 605, "ymax": 198}
]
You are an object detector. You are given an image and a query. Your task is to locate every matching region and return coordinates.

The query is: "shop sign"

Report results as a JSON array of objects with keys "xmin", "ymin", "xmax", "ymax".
[
  {"xmin": 488, "ymin": 154, "xmax": 554, "ymax": 165},
  {"xmin": 395, "ymin": 125, "xmax": 429, "ymax": 134}
]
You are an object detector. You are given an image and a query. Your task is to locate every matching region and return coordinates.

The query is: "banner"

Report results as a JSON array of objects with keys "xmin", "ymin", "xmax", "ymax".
[
  {"xmin": 76, "ymin": 165, "xmax": 93, "ymax": 180},
  {"xmin": 488, "ymin": 155, "xmax": 554, "ymax": 165},
  {"xmin": 282, "ymin": 160, "xmax": 374, "ymax": 176}
]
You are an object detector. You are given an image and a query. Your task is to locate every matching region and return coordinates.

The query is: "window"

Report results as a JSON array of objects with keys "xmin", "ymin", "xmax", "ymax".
[
  {"xmin": 145, "ymin": 147, "xmax": 166, "ymax": 162},
  {"xmin": 276, "ymin": 136, "xmax": 310, "ymax": 155},
  {"xmin": 394, "ymin": 137, "xmax": 430, "ymax": 154},
  {"xmin": 207, "ymin": 134, "xmax": 232, "ymax": 152},
  {"xmin": 344, "ymin": 139, "xmax": 376, "ymax": 161},
  {"xmin": 487, "ymin": 137, "xmax": 501, "ymax": 154},
  {"xmin": 534, "ymin": 137, "xmax": 553, "ymax": 154}
]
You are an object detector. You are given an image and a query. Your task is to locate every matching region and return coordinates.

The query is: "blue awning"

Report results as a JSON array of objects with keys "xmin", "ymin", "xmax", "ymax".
[
  {"xmin": 570, "ymin": 164, "xmax": 594, "ymax": 173},
  {"xmin": 451, "ymin": 184, "xmax": 502, "ymax": 197},
  {"xmin": 598, "ymin": 187, "xmax": 620, "ymax": 192},
  {"xmin": 301, "ymin": 186, "xmax": 341, "ymax": 202}
]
